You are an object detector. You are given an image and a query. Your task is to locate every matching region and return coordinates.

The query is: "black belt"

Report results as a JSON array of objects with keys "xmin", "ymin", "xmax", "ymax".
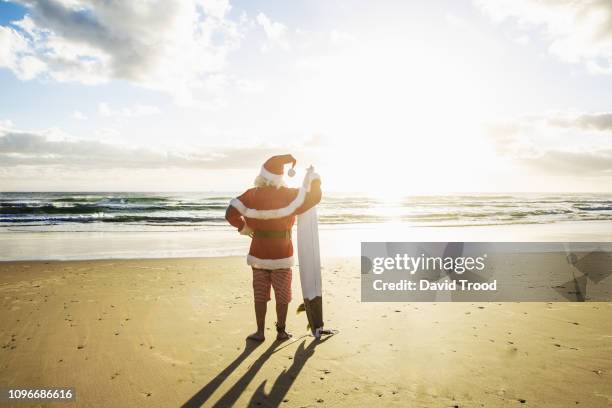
[{"xmin": 253, "ymin": 230, "xmax": 292, "ymax": 239}]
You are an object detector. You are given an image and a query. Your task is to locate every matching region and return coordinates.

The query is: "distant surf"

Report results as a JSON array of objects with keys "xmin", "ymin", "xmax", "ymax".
[{"xmin": 2, "ymin": 192, "xmax": 612, "ymax": 232}]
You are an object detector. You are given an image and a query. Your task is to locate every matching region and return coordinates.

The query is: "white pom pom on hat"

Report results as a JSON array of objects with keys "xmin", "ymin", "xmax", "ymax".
[{"xmin": 259, "ymin": 154, "xmax": 297, "ymax": 184}]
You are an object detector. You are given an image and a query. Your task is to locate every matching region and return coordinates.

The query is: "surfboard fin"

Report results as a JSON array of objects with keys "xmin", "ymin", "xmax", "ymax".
[
  {"xmin": 296, "ymin": 303, "xmax": 306, "ymax": 314},
  {"xmin": 314, "ymin": 328, "xmax": 339, "ymax": 339}
]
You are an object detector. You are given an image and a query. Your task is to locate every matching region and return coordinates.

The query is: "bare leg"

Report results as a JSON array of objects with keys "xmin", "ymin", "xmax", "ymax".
[
  {"xmin": 275, "ymin": 303, "xmax": 292, "ymax": 341},
  {"xmin": 247, "ymin": 301, "xmax": 267, "ymax": 341},
  {"xmin": 255, "ymin": 301, "xmax": 267, "ymax": 332},
  {"xmin": 276, "ymin": 303, "xmax": 288, "ymax": 327}
]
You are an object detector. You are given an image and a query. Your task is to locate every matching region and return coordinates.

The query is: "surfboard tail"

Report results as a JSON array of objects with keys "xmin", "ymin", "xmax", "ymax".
[{"xmin": 303, "ymin": 296, "xmax": 324, "ymax": 335}]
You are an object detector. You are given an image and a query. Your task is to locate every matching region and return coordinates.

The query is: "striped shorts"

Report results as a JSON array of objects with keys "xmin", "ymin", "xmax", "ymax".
[{"xmin": 252, "ymin": 267, "xmax": 292, "ymax": 304}]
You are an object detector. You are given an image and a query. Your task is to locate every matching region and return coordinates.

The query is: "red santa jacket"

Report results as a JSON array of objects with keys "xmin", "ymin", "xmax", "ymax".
[{"xmin": 225, "ymin": 176, "xmax": 322, "ymax": 269}]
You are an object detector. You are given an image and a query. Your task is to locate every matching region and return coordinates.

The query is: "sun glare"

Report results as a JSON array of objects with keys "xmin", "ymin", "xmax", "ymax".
[{"xmin": 294, "ymin": 28, "xmax": 495, "ymax": 195}]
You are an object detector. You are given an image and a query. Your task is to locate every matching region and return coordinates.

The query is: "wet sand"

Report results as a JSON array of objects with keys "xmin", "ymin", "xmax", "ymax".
[
  {"xmin": 3, "ymin": 219, "xmax": 612, "ymax": 261},
  {"xmin": 0, "ymin": 257, "xmax": 611, "ymax": 407}
]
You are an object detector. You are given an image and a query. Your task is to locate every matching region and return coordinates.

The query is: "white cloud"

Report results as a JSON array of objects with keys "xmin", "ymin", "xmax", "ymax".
[
  {"xmin": 485, "ymin": 111, "xmax": 612, "ymax": 175},
  {"xmin": 0, "ymin": 119, "xmax": 15, "ymax": 129},
  {"xmin": 329, "ymin": 29, "xmax": 354, "ymax": 47},
  {"xmin": 71, "ymin": 110, "xmax": 87, "ymax": 120},
  {"xmin": 256, "ymin": 12, "xmax": 290, "ymax": 51},
  {"xmin": 514, "ymin": 34, "xmax": 530, "ymax": 46},
  {"xmin": 97, "ymin": 103, "xmax": 161, "ymax": 118},
  {"xmin": 476, "ymin": 0, "xmax": 612, "ymax": 73},
  {"xmin": 522, "ymin": 149, "xmax": 612, "ymax": 175},
  {"xmin": 201, "ymin": 0, "xmax": 232, "ymax": 19},
  {"xmin": 235, "ymin": 78, "xmax": 265, "ymax": 93},
  {"xmin": 0, "ymin": 126, "xmax": 314, "ymax": 170},
  {"xmin": 0, "ymin": 25, "xmax": 47, "ymax": 80},
  {"xmin": 547, "ymin": 111, "xmax": 612, "ymax": 132},
  {"xmin": 0, "ymin": 1, "xmax": 247, "ymax": 93}
]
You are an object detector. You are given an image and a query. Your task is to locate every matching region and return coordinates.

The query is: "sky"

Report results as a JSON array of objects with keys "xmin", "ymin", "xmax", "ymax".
[{"xmin": 1, "ymin": 0, "xmax": 612, "ymax": 193}]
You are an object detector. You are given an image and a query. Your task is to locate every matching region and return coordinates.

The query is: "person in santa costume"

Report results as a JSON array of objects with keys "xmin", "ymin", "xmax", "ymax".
[{"xmin": 225, "ymin": 154, "xmax": 322, "ymax": 341}]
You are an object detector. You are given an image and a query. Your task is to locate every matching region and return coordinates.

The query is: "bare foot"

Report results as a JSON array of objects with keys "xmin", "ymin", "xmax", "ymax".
[
  {"xmin": 246, "ymin": 332, "xmax": 265, "ymax": 342},
  {"xmin": 276, "ymin": 330, "xmax": 292, "ymax": 341}
]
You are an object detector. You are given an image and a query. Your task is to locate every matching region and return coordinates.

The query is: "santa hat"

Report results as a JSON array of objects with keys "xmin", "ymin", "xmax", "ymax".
[{"xmin": 259, "ymin": 154, "xmax": 296, "ymax": 185}]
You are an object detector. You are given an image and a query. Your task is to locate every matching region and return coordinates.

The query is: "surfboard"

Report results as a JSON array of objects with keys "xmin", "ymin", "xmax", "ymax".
[{"xmin": 297, "ymin": 167, "xmax": 324, "ymax": 337}]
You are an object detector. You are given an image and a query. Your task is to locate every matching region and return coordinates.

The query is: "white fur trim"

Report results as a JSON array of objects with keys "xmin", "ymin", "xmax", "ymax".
[
  {"xmin": 230, "ymin": 188, "xmax": 306, "ymax": 219},
  {"xmin": 247, "ymin": 255, "xmax": 294, "ymax": 269},
  {"xmin": 259, "ymin": 166, "xmax": 284, "ymax": 185},
  {"xmin": 231, "ymin": 172, "xmax": 320, "ymax": 220}
]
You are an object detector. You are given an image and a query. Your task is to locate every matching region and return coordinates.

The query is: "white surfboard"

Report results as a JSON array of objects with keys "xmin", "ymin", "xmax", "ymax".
[
  {"xmin": 298, "ymin": 202, "xmax": 321, "ymax": 299},
  {"xmin": 297, "ymin": 167, "xmax": 324, "ymax": 336}
]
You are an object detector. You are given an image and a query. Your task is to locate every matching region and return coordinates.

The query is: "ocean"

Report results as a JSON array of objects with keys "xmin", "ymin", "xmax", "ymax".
[
  {"xmin": 3, "ymin": 192, "xmax": 612, "ymax": 231},
  {"xmin": 2, "ymin": 192, "xmax": 612, "ymax": 260}
]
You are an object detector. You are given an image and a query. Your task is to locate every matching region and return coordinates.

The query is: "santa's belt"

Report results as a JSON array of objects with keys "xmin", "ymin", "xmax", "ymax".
[{"xmin": 253, "ymin": 230, "xmax": 292, "ymax": 239}]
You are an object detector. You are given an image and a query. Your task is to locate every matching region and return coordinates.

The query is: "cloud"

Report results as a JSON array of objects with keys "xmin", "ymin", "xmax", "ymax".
[
  {"xmin": 329, "ymin": 29, "xmax": 354, "ymax": 47},
  {"xmin": 235, "ymin": 78, "xmax": 264, "ymax": 93},
  {"xmin": 0, "ymin": 119, "xmax": 15, "ymax": 129},
  {"xmin": 0, "ymin": 0, "xmax": 246, "ymax": 93},
  {"xmin": 200, "ymin": 0, "xmax": 232, "ymax": 19},
  {"xmin": 476, "ymin": 0, "xmax": 612, "ymax": 73},
  {"xmin": 489, "ymin": 110, "xmax": 612, "ymax": 135},
  {"xmin": 71, "ymin": 110, "xmax": 87, "ymax": 120},
  {"xmin": 97, "ymin": 103, "xmax": 160, "ymax": 118},
  {"xmin": 485, "ymin": 112, "xmax": 612, "ymax": 175},
  {"xmin": 546, "ymin": 112, "xmax": 612, "ymax": 131},
  {"xmin": 256, "ymin": 12, "xmax": 289, "ymax": 51},
  {"xmin": 522, "ymin": 149, "xmax": 612, "ymax": 175},
  {"xmin": 0, "ymin": 126, "xmax": 304, "ymax": 170},
  {"xmin": 0, "ymin": 25, "xmax": 47, "ymax": 80}
]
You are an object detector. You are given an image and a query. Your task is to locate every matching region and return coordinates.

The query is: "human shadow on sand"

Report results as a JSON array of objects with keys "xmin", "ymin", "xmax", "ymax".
[
  {"xmin": 247, "ymin": 336, "xmax": 332, "ymax": 407},
  {"xmin": 181, "ymin": 335, "xmax": 332, "ymax": 408},
  {"xmin": 181, "ymin": 340, "xmax": 263, "ymax": 408}
]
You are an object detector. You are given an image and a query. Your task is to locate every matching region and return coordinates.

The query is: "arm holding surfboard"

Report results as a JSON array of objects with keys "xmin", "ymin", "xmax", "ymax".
[{"xmin": 295, "ymin": 169, "xmax": 322, "ymax": 215}]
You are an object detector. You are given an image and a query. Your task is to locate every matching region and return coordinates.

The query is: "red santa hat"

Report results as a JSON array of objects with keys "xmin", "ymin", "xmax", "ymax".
[{"xmin": 259, "ymin": 154, "xmax": 296, "ymax": 185}]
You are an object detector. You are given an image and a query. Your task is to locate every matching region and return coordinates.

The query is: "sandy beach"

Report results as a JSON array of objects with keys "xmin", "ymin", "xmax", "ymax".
[{"xmin": 1, "ymin": 256, "xmax": 611, "ymax": 407}]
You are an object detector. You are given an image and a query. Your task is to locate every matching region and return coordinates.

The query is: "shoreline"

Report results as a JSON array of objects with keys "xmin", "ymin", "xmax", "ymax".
[{"xmin": 2, "ymin": 220, "xmax": 612, "ymax": 262}]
